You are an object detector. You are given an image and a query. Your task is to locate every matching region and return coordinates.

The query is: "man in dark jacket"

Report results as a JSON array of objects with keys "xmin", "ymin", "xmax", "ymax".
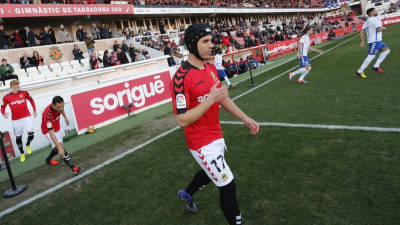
[
  {"xmin": 99, "ymin": 24, "xmax": 110, "ymax": 39},
  {"xmin": 11, "ymin": 29, "xmax": 24, "ymax": 48},
  {"xmin": 102, "ymin": 50, "xmax": 114, "ymax": 67},
  {"xmin": 72, "ymin": 44, "xmax": 84, "ymax": 62},
  {"xmin": 21, "ymin": 26, "xmax": 37, "ymax": 47},
  {"xmin": 47, "ymin": 25, "xmax": 56, "ymax": 44},
  {"xmin": 20, "ymin": 53, "xmax": 34, "ymax": 69},
  {"xmin": 0, "ymin": 24, "xmax": 10, "ymax": 49},
  {"xmin": 128, "ymin": 44, "xmax": 136, "ymax": 62},
  {"xmin": 41, "ymin": 26, "xmax": 53, "ymax": 45},
  {"xmin": 117, "ymin": 48, "xmax": 129, "ymax": 64},
  {"xmin": 76, "ymin": 25, "xmax": 87, "ymax": 42}
]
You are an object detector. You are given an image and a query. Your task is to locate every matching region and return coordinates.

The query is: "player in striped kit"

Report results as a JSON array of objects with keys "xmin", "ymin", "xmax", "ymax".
[
  {"xmin": 356, "ymin": 8, "xmax": 390, "ymax": 78},
  {"xmin": 289, "ymin": 27, "xmax": 324, "ymax": 84}
]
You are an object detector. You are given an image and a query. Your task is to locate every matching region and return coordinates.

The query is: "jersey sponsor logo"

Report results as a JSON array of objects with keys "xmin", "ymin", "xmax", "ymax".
[
  {"xmin": 9, "ymin": 99, "xmax": 26, "ymax": 105},
  {"xmin": 176, "ymin": 94, "xmax": 186, "ymax": 109},
  {"xmin": 197, "ymin": 93, "xmax": 209, "ymax": 103}
]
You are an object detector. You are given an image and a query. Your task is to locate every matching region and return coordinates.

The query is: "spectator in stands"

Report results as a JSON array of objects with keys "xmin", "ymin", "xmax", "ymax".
[
  {"xmin": 20, "ymin": 53, "xmax": 34, "ymax": 69},
  {"xmin": 117, "ymin": 48, "xmax": 129, "ymax": 64},
  {"xmin": 29, "ymin": 51, "xmax": 44, "ymax": 67},
  {"xmin": 76, "ymin": 25, "xmax": 87, "ymax": 42},
  {"xmin": 225, "ymin": 60, "xmax": 238, "ymax": 77},
  {"xmin": 40, "ymin": 26, "xmax": 53, "ymax": 45},
  {"xmin": 128, "ymin": 44, "xmax": 136, "ymax": 63},
  {"xmin": 85, "ymin": 34, "xmax": 95, "ymax": 59},
  {"xmin": 47, "ymin": 25, "xmax": 56, "ymax": 44},
  {"xmin": 121, "ymin": 40, "xmax": 128, "ymax": 52},
  {"xmin": 164, "ymin": 42, "xmax": 176, "ymax": 66},
  {"xmin": 328, "ymin": 29, "xmax": 336, "ymax": 41},
  {"xmin": 11, "ymin": 29, "xmax": 24, "ymax": 48},
  {"xmin": 0, "ymin": 24, "xmax": 10, "ymax": 50},
  {"xmin": 0, "ymin": 59, "xmax": 18, "ymax": 86},
  {"xmin": 135, "ymin": 49, "xmax": 146, "ymax": 61},
  {"xmin": 110, "ymin": 51, "xmax": 121, "ymax": 66},
  {"xmin": 90, "ymin": 23, "xmax": 101, "ymax": 40},
  {"xmin": 89, "ymin": 52, "xmax": 102, "ymax": 70},
  {"xmin": 159, "ymin": 23, "xmax": 166, "ymax": 35},
  {"xmin": 72, "ymin": 44, "xmax": 84, "ymax": 62},
  {"xmin": 113, "ymin": 40, "xmax": 120, "ymax": 52},
  {"xmin": 22, "ymin": 26, "xmax": 37, "ymax": 47},
  {"xmin": 102, "ymin": 50, "xmax": 113, "ymax": 68},
  {"xmin": 99, "ymin": 24, "xmax": 110, "ymax": 39},
  {"xmin": 238, "ymin": 57, "xmax": 249, "ymax": 74},
  {"xmin": 58, "ymin": 24, "xmax": 72, "ymax": 43}
]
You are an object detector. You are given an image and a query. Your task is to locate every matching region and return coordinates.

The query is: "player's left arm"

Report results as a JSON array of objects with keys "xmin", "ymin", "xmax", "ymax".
[
  {"xmin": 220, "ymin": 98, "xmax": 259, "ymax": 135},
  {"xmin": 61, "ymin": 109, "xmax": 70, "ymax": 126},
  {"xmin": 25, "ymin": 92, "xmax": 37, "ymax": 117},
  {"xmin": 309, "ymin": 46, "xmax": 323, "ymax": 54}
]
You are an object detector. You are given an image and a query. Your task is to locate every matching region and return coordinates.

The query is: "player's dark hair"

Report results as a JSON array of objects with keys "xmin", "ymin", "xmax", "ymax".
[
  {"xmin": 52, "ymin": 96, "xmax": 64, "ymax": 105},
  {"xmin": 1, "ymin": 58, "xmax": 6, "ymax": 62},
  {"xmin": 303, "ymin": 26, "xmax": 312, "ymax": 35},
  {"xmin": 366, "ymin": 8, "xmax": 375, "ymax": 16}
]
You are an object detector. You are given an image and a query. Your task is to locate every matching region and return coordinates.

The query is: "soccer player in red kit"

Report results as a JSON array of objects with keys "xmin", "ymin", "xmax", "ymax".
[
  {"xmin": 1, "ymin": 80, "xmax": 37, "ymax": 162},
  {"xmin": 41, "ymin": 96, "xmax": 81, "ymax": 175},
  {"xmin": 171, "ymin": 24, "xmax": 259, "ymax": 225}
]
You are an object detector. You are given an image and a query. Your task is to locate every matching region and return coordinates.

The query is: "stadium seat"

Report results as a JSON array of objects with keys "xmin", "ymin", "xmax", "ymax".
[
  {"xmin": 10, "ymin": 63, "xmax": 20, "ymax": 70},
  {"xmin": 14, "ymin": 69, "xmax": 27, "ymax": 77},
  {"xmin": 49, "ymin": 63, "xmax": 62, "ymax": 77},
  {"xmin": 19, "ymin": 76, "xmax": 32, "ymax": 84}
]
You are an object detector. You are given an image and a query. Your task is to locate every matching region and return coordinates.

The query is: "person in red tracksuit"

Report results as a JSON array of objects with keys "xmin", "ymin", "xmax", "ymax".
[
  {"xmin": 1, "ymin": 80, "xmax": 36, "ymax": 162},
  {"xmin": 172, "ymin": 24, "xmax": 259, "ymax": 225},
  {"xmin": 41, "ymin": 96, "xmax": 81, "ymax": 176}
]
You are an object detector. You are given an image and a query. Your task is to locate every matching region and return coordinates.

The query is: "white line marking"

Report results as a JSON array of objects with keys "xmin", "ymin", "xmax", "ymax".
[
  {"xmin": 220, "ymin": 121, "xmax": 400, "ymax": 133},
  {"xmin": 0, "ymin": 34, "xmax": 358, "ymax": 218},
  {"xmin": 0, "ymin": 126, "xmax": 180, "ymax": 218}
]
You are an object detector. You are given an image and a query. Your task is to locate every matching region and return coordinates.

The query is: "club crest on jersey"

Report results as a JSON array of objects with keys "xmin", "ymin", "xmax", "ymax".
[
  {"xmin": 176, "ymin": 94, "xmax": 186, "ymax": 109},
  {"xmin": 222, "ymin": 173, "xmax": 228, "ymax": 181},
  {"xmin": 210, "ymin": 71, "xmax": 218, "ymax": 81}
]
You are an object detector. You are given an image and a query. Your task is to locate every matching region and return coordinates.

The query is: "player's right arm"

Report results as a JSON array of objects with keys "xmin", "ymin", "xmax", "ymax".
[
  {"xmin": 1, "ymin": 96, "xmax": 9, "ymax": 119},
  {"xmin": 359, "ymin": 29, "xmax": 365, "ymax": 47},
  {"xmin": 48, "ymin": 129, "xmax": 65, "ymax": 158},
  {"xmin": 174, "ymin": 82, "xmax": 228, "ymax": 128},
  {"xmin": 297, "ymin": 40, "xmax": 302, "ymax": 59}
]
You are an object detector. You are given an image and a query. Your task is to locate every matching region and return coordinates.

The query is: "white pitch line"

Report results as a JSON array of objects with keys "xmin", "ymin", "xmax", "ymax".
[
  {"xmin": 0, "ymin": 126, "xmax": 180, "ymax": 218},
  {"xmin": 0, "ymin": 34, "xmax": 358, "ymax": 218},
  {"xmin": 220, "ymin": 121, "xmax": 400, "ymax": 133}
]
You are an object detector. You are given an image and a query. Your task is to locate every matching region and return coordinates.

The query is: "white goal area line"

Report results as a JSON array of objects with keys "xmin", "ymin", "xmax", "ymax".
[
  {"xmin": 220, "ymin": 121, "xmax": 400, "ymax": 133},
  {"xmin": 0, "ymin": 33, "xmax": 358, "ymax": 218}
]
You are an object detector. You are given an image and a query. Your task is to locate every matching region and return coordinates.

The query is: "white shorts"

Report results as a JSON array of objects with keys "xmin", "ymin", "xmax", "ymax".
[
  {"xmin": 190, "ymin": 138, "xmax": 234, "ymax": 187},
  {"xmin": 12, "ymin": 117, "xmax": 34, "ymax": 137},
  {"xmin": 45, "ymin": 131, "xmax": 63, "ymax": 148}
]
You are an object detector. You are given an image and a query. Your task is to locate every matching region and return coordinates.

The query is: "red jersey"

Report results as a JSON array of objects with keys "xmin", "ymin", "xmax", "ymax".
[
  {"xmin": 1, "ymin": 91, "xmax": 36, "ymax": 121},
  {"xmin": 170, "ymin": 61, "xmax": 223, "ymax": 150},
  {"xmin": 41, "ymin": 104, "xmax": 62, "ymax": 134}
]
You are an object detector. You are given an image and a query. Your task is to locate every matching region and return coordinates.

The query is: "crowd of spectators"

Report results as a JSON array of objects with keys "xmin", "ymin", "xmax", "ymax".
[
  {"xmin": 0, "ymin": 23, "xmax": 113, "ymax": 50},
  {"xmin": 1, "ymin": 0, "xmax": 352, "ymax": 9}
]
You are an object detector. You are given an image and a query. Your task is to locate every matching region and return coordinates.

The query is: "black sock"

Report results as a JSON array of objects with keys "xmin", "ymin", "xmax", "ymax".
[
  {"xmin": 219, "ymin": 180, "xmax": 241, "ymax": 225},
  {"xmin": 186, "ymin": 169, "xmax": 212, "ymax": 196},
  {"xmin": 63, "ymin": 149, "xmax": 74, "ymax": 169},
  {"xmin": 46, "ymin": 148, "xmax": 58, "ymax": 162},
  {"xmin": 15, "ymin": 136, "xmax": 24, "ymax": 154},
  {"xmin": 26, "ymin": 132, "xmax": 34, "ymax": 146}
]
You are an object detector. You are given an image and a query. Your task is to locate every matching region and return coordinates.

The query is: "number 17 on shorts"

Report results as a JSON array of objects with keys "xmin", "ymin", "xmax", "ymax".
[{"xmin": 190, "ymin": 138, "xmax": 234, "ymax": 187}]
